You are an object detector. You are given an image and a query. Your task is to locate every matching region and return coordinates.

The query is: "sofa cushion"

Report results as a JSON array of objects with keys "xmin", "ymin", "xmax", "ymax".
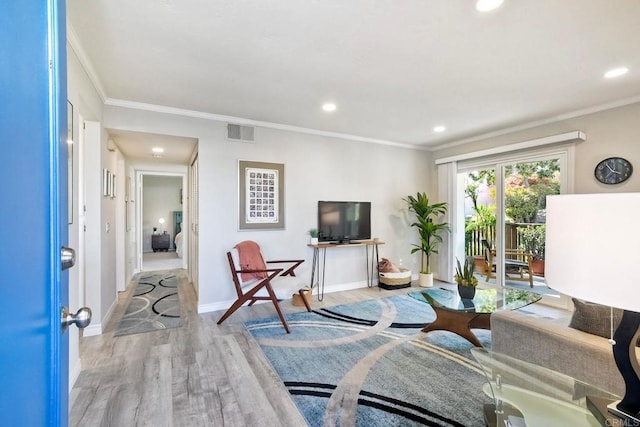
[{"xmin": 568, "ymin": 298, "xmax": 623, "ymax": 339}]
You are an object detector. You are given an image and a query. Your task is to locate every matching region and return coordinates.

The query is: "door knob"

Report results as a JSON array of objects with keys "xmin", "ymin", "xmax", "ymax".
[
  {"xmin": 61, "ymin": 246, "xmax": 76, "ymax": 270},
  {"xmin": 61, "ymin": 307, "xmax": 92, "ymax": 333}
]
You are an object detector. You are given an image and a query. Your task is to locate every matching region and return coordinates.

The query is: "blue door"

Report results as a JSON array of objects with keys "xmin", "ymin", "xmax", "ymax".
[{"xmin": 0, "ymin": 1, "xmax": 69, "ymax": 425}]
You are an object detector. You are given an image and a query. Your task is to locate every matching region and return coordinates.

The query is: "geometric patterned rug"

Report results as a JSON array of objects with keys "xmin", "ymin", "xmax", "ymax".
[
  {"xmin": 114, "ymin": 269, "xmax": 182, "ymax": 336},
  {"xmin": 246, "ymin": 295, "xmax": 491, "ymax": 426}
]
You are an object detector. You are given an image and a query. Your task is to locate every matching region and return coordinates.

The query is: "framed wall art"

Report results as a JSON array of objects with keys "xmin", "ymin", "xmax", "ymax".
[{"xmin": 238, "ymin": 160, "xmax": 284, "ymax": 230}]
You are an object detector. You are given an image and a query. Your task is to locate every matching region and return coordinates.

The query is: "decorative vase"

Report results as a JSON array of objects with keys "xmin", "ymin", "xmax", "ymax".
[
  {"xmin": 419, "ymin": 272, "xmax": 433, "ymax": 288},
  {"xmin": 310, "ymin": 237, "xmax": 319, "ymax": 245},
  {"xmin": 457, "ymin": 284, "xmax": 476, "ymax": 300}
]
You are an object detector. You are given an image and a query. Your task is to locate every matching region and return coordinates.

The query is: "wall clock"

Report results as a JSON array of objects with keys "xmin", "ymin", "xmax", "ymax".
[{"xmin": 594, "ymin": 157, "xmax": 633, "ymax": 185}]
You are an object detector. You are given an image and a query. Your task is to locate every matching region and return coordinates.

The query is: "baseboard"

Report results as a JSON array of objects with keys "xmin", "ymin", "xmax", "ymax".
[
  {"xmin": 83, "ymin": 297, "xmax": 118, "ymax": 337},
  {"xmin": 83, "ymin": 323, "xmax": 102, "ymax": 337},
  {"xmin": 198, "ymin": 301, "xmax": 232, "ymax": 314},
  {"xmin": 69, "ymin": 357, "xmax": 82, "ymax": 389},
  {"xmin": 197, "ymin": 280, "xmax": 372, "ymax": 314}
]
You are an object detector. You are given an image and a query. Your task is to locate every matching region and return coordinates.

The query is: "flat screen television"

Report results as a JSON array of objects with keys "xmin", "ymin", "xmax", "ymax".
[{"xmin": 318, "ymin": 201, "xmax": 371, "ymax": 243}]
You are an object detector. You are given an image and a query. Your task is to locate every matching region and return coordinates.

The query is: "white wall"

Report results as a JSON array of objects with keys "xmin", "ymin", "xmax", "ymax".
[
  {"xmin": 142, "ymin": 175, "xmax": 183, "ymax": 252},
  {"xmin": 66, "ymin": 42, "xmax": 105, "ymax": 385},
  {"xmin": 104, "ymin": 106, "xmax": 432, "ymax": 311}
]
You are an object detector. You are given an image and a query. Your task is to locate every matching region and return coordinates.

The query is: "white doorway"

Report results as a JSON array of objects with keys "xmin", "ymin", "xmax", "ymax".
[{"xmin": 137, "ymin": 172, "xmax": 187, "ymax": 272}]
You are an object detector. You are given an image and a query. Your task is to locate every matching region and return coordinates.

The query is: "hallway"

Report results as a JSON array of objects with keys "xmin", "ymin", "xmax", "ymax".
[{"xmin": 142, "ymin": 251, "xmax": 184, "ymax": 271}]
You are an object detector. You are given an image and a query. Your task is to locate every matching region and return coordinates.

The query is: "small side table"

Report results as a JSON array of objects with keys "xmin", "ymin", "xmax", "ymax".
[{"xmin": 152, "ymin": 233, "xmax": 170, "ymax": 252}]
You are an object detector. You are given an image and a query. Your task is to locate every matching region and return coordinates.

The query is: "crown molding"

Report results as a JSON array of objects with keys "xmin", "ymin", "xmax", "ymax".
[
  {"xmin": 435, "ymin": 130, "xmax": 586, "ymax": 165},
  {"xmin": 431, "ymin": 95, "xmax": 640, "ymax": 151},
  {"xmin": 66, "ymin": 23, "xmax": 107, "ymax": 102},
  {"xmin": 104, "ymin": 98, "xmax": 426, "ymax": 150}
]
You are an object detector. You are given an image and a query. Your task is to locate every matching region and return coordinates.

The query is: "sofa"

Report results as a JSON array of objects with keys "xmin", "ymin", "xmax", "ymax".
[{"xmin": 491, "ymin": 302, "xmax": 640, "ymax": 397}]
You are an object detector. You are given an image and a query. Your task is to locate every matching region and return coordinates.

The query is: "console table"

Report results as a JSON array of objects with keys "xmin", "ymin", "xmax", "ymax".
[{"xmin": 308, "ymin": 240, "xmax": 383, "ymax": 301}]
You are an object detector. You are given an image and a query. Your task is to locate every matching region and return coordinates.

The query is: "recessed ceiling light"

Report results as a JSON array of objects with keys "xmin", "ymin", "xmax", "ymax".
[
  {"xmin": 604, "ymin": 67, "xmax": 629, "ymax": 79},
  {"xmin": 433, "ymin": 126, "xmax": 446, "ymax": 133},
  {"xmin": 476, "ymin": 0, "xmax": 504, "ymax": 12},
  {"xmin": 152, "ymin": 147, "xmax": 164, "ymax": 153},
  {"xmin": 322, "ymin": 103, "xmax": 337, "ymax": 112}
]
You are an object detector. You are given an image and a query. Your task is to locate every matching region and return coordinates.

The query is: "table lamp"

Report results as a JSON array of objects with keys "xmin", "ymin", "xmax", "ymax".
[{"xmin": 546, "ymin": 193, "xmax": 640, "ymax": 424}]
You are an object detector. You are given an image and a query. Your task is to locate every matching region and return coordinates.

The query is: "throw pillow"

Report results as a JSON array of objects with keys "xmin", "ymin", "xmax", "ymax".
[{"xmin": 569, "ymin": 298, "xmax": 624, "ymax": 339}]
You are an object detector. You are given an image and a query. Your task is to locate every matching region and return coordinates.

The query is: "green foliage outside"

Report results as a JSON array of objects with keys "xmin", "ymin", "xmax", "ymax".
[
  {"xmin": 518, "ymin": 225, "xmax": 546, "ymax": 260},
  {"xmin": 464, "ymin": 159, "xmax": 559, "ymax": 255}
]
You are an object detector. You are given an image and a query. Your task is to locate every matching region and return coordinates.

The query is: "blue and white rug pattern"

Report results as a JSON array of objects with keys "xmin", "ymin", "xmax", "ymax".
[{"xmin": 246, "ymin": 295, "xmax": 491, "ymax": 426}]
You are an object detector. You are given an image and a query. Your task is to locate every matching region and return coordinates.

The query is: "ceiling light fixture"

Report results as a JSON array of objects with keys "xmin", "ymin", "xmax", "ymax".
[
  {"xmin": 433, "ymin": 126, "xmax": 446, "ymax": 133},
  {"xmin": 152, "ymin": 147, "xmax": 165, "ymax": 153},
  {"xmin": 604, "ymin": 67, "xmax": 629, "ymax": 79},
  {"xmin": 476, "ymin": 0, "xmax": 504, "ymax": 12},
  {"xmin": 322, "ymin": 103, "xmax": 337, "ymax": 112}
]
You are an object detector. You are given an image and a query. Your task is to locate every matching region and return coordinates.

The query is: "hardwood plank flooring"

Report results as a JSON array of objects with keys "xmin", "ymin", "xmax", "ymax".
[{"xmin": 69, "ymin": 272, "xmax": 423, "ymax": 426}]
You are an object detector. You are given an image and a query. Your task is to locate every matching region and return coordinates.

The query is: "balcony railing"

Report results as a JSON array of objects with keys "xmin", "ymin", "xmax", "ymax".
[{"xmin": 466, "ymin": 223, "xmax": 544, "ymax": 257}]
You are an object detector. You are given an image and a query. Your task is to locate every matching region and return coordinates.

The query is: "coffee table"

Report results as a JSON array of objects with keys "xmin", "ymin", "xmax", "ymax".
[{"xmin": 411, "ymin": 287, "xmax": 541, "ymax": 347}]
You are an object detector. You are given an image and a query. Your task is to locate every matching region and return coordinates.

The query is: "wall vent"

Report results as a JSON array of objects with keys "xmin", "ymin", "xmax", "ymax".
[{"xmin": 227, "ymin": 123, "xmax": 255, "ymax": 143}]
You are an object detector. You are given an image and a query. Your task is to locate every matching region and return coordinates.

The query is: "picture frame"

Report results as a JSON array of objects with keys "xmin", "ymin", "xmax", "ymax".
[
  {"xmin": 238, "ymin": 160, "xmax": 284, "ymax": 230},
  {"xmin": 103, "ymin": 169, "xmax": 109, "ymax": 196}
]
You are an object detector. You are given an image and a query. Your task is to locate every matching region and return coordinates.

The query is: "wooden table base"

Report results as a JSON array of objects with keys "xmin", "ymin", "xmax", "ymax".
[{"xmin": 421, "ymin": 305, "xmax": 491, "ymax": 347}]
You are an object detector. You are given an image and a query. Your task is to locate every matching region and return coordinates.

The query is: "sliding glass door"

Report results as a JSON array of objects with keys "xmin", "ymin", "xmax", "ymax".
[{"xmin": 459, "ymin": 151, "xmax": 568, "ymax": 305}]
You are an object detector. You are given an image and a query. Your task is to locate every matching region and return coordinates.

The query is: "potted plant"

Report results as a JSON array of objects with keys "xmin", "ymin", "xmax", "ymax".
[
  {"xmin": 454, "ymin": 256, "xmax": 478, "ymax": 299},
  {"xmin": 308, "ymin": 228, "xmax": 319, "ymax": 245},
  {"xmin": 519, "ymin": 225, "xmax": 545, "ymax": 275},
  {"xmin": 404, "ymin": 192, "xmax": 449, "ymax": 287}
]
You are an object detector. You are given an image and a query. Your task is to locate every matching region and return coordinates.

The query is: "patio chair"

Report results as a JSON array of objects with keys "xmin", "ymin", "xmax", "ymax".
[
  {"xmin": 482, "ymin": 239, "xmax": 534, "ymax": 287},
  {"xmin": 217, "ymin": 240, "xmax": 311, "ymax": 333}
]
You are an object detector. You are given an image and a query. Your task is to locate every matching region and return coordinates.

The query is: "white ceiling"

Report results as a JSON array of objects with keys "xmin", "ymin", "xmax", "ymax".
[
  {"xmin": 68, "ymin": 0, "xmax": 640, "ymax": 158},
  {"xmin": 108, "ymin": 130, "xmax": 197, "ymax": 164}
]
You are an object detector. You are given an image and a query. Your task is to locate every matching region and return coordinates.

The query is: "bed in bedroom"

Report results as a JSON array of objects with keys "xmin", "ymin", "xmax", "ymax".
[{"xmin": 173, "ymin": 210, "xmax": 183, "ymax": 258}]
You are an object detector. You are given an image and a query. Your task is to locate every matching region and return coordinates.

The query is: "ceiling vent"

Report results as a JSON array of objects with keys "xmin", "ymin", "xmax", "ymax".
[{"xmin": 227, "ymin": 123, "xmax": 255, "ymax": 143}]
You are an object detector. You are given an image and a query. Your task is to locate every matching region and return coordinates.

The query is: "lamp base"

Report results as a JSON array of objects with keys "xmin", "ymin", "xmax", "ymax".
[
  {"xmin": 587, "ymin": 396, "xmax": 640, "ymax": 426},
  {"xmin": 608, "ymin": 400, "xmax": 640, "ymax": 426}
]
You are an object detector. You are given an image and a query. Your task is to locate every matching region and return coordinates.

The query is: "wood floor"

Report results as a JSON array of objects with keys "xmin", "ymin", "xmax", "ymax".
[{"xmin": 68, "ymin": 270, "xmax": 413, "ymax": 426}]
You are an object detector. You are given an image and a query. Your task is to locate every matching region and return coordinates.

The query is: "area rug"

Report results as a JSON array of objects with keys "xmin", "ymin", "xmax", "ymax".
[
  {"xmin": 246, "ymin": 295, "xmax": 492, "ymax": 426},
  {"xmin": 114, "ymin": 270, "xmax": 182, "ymax": 336}
]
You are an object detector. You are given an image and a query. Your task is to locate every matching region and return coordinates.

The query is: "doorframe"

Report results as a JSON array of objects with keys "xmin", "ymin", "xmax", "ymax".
[
  {"xmin": 441, "ymin": 143, "xmax": 577, "ymax": 309},
  {"xmin": 135, "ymin": 170, "xmax": 188, "ymax": 272}
]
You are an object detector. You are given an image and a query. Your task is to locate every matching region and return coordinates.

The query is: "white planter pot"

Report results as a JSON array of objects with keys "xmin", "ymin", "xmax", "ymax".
[
  {"xmin": 310, "ymin": 237, "xmax": 319, "ymax": 245},
  {"xmin": 418, "ymin": 272, "xmax": 433, "ymax": 288}
]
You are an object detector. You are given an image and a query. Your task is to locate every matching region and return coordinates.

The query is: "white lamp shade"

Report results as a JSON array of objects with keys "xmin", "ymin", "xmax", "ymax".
[{"xmin": 545, "ymin": 193, "xmax": 640, "ymax": 312}]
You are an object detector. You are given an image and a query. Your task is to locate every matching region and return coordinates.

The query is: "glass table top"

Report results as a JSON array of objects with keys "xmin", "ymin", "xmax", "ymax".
[
  {"xmin": 410, "ymin": 287, "xmax": 542, "ymax": 314},
  {"xmin": 471, "ymin": 348, "xmax": 620, "ymax": 426}
]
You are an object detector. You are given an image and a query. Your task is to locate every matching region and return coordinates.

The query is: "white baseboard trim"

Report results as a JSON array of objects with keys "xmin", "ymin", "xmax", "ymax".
[
  {"xmin": 83, "ymin": 323, "xmax": 102, "ymax": 337},
  {"xmin": 198, "ymin": 301, "xmax": 231, "ymax": 314},
  {"xmin": 83, "ymin": 297, "xmax": 118, "ymax": 337},
  {"xmin": 69, "ymin": 357, "xmax": 82, "ymax": 390},
  {"xmin": 197, "ymin": 280, "xmax": 371, "ymax": 314}
]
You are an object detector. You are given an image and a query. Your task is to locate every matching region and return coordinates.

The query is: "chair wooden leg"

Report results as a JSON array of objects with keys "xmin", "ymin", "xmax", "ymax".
[
  {"xmin": 299, "ymin": 289, "xmax": 312, "ymax": 312},
  {"xmin": 265, "ymin": 284, "xmax": 290, "ymax": 333},
  {"xmin": 217, "ymin": 295, "xmax": 252, "ymax": 325}
]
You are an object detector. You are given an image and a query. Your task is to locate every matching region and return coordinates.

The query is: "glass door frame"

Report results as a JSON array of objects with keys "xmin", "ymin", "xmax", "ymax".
[{"xmin": 456, "ymin": 146, "xmax": 574, "ymax": 308}]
